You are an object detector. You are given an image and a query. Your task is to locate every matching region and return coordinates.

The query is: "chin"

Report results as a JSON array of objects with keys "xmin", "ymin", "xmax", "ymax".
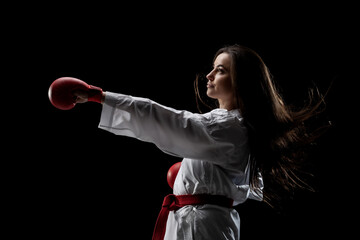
[{"xmin": 206, "ymin": 91, "xmax": 217, "ymax": 100}]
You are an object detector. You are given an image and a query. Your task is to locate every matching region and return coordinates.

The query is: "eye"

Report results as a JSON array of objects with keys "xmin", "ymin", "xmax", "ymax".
[{"xmin": 216, "ymin": 67, "xmax": 225, "ymax": 74}]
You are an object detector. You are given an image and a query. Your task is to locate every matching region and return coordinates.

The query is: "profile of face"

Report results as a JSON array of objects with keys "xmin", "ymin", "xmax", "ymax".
[{"xmin": 206, "ymin": 52, "xmax": 235, "ymax": 110}]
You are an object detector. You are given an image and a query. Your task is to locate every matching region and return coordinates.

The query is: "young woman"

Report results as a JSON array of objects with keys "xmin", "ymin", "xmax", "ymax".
[{"xmin": 50, "ymin": 44, "xmax": 326, "ymax": 239}]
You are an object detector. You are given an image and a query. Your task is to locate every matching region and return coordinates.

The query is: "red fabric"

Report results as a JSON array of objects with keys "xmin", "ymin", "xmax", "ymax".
[{"xmin": 152, "ymin": 194, "xmax": 234, "ymax": 240}]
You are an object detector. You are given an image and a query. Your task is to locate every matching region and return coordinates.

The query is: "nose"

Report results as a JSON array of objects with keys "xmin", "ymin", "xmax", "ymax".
[{"xmin": 206, "ymin": 70, "xmax": 214, "ymax": 81}]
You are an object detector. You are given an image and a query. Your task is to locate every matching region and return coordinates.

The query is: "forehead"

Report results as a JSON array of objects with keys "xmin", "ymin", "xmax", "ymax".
[{"xmin": 214, "ymin": 52, "xmax": 231, "ymax": 67}]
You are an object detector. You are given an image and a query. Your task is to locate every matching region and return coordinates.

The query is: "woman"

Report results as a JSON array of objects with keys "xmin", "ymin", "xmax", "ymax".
[{"xmin": 68, "ymin": 44, "xmax": 325, "ymax": 239}]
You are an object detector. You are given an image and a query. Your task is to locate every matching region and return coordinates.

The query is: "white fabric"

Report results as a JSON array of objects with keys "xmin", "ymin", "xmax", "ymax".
[{"xmin": 99, "ymin": 92, "xmax": 263, "ymax": 240}]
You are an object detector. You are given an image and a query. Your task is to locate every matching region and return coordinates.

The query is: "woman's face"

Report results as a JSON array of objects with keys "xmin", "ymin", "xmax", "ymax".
[{"xmin": 206, "ymin": 52, "xmax": 235, "ymax": 109}]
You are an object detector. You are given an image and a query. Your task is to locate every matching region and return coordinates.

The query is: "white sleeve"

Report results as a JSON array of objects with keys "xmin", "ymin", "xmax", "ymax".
[{"xmin": 98, "ymin": 92, "xmax": 248, "ymax": 166}]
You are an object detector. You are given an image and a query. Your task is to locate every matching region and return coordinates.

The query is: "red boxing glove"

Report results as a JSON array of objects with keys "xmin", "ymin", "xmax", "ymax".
[
  {"xmin": 167, "ymin": 162, "xmax": 181, "ymax": 189},
  {"xmin": 48, "ymin": 77, "xmax": 103, "ymax": 110}
]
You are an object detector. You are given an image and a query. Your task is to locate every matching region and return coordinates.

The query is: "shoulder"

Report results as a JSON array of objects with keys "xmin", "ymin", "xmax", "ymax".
[
  {"xmin": 205, "ymin": 109, "xmax": 245, "ymax": 125},
  {"xmin": 203, "ymin": 109, "xmax": 247, "ymax": 137}
]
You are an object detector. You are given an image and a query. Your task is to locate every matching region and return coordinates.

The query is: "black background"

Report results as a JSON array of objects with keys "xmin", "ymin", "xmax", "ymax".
[{"xmin": 5, "ymin": 3, "xmax": 358, "ymax": 239}]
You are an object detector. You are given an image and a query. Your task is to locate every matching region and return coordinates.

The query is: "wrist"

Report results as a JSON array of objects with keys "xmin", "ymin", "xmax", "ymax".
[
  {"xmin": 87, "ymin": 85, "xmax": 103, "ymax": 103},
  {"xmin": 101, "ymin": 92, "xmax": 106, "ymax": 104}
]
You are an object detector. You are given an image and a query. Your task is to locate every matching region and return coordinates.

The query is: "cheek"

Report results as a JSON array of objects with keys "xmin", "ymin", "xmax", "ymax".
[
  {"xmin": 206, "ymin": 77, "xmax": 233, "ymax": 99},
  {"xmin": 218, "ymin": 77, "xmax": 233, "ymax": 93}
]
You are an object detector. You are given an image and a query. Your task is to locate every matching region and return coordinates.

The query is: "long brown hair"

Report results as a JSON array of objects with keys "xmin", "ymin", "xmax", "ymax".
[{"xmin": 195, "ymin": 44, "xmax": 329, "ymax": 207}]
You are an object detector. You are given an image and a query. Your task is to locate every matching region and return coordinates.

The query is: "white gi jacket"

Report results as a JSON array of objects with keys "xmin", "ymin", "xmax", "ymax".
[{"xmin": 99, "ymin": 92, "xmax": 263, "ymax": 240}]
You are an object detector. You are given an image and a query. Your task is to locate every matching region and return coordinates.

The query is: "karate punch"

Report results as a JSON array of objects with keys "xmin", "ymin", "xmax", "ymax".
[
  {"xmin": 48, "ymin": 77, "xmax": 181, "ymax": 187},
  {"xmin": 48, "ymin": 77, "xmax": 103, "ymax": 110}
]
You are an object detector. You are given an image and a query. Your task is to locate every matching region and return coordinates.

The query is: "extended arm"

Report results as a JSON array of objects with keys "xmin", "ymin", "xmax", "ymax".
[{"xmin": 98, "ymin": 92, "xmax": 248, "ymax": 167}]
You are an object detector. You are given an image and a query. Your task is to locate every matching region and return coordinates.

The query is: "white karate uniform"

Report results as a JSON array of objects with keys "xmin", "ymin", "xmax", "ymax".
[{"xmin": 99, "ymin": 92, "xmax": 263, "ymax": 240}]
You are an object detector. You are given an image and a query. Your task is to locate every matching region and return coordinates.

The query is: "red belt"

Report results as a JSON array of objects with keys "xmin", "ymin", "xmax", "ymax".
[{"xmin": 152, "ymin": 194, "xmax": 234, "ymax": 240}]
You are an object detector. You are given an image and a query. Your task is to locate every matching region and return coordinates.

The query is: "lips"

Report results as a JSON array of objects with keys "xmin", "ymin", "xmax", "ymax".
[{"xmin": 207, "ymin": 82, "xmax": 215, "ymax": 88}]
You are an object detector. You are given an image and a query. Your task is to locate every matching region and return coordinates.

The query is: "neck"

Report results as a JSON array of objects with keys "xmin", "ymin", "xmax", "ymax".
[{"xmin": 218, "ymin": 99, "xmax": 236, "ymax": 111}]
